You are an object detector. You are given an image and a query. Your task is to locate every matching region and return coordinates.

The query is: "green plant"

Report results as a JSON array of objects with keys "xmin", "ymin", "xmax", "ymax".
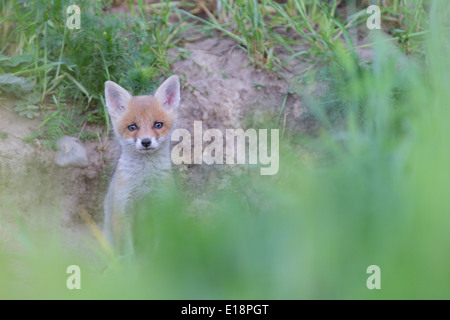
[
  {"xmin": 181, "ymin": 0, "xmax": 281, "ymax": 70},
  {"xmin": 79, "ymin": 130, "xmax": 103, "ymax": 142},
  {"xmin": 0, "ymin": 0, "xmax": 187, "ymax": 144},
  {"xmin": 14, "ymin": 100, "xmax": 40, "ymax": 119},
  {"xmin": 0, "ymin": 73, "xmax": 35, "ymax": 97},
  {"xmin": 36, "ymin": 97, "xmax": 78, "ymax": 147}
]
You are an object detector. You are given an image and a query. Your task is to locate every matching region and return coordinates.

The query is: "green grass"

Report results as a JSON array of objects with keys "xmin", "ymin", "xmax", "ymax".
[
  {"xmin": 0, "ymin": 0, "xmax": 188, "ymax": 145},
  {"xmin": 1, "ymin": 0, "xmax": 433, "ymax": 143},
  {"xmin": 1, "ymin": 0, "xmax": 450, "ymax": 300}
]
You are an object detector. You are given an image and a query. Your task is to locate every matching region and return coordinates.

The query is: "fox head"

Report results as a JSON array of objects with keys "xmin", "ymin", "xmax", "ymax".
[{"xmin": 105, "ymin": 75, "xmax": 180, "ymax": 154}]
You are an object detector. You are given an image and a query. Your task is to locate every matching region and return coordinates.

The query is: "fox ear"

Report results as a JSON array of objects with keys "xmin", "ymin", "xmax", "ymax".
[
  {"xmin": 105, "ymin": 81, "xmax": 132, "ymax": 118},
  {"xmin": 155, "ymin": 75, "xmax": 180, "ymax": 111}
]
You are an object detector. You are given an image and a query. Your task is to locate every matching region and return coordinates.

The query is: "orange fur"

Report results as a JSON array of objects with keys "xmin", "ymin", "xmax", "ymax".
[{"xmin": 117, "ymin": 95, "xmax": 174, "ymax": 140}]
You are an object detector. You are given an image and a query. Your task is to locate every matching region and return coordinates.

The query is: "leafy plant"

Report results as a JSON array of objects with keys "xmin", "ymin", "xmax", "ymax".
[
  {"xmin": 14, "ymin": 101, "xmax": 40, "ymax": 119},
  {"xmin": 33, "ymin": 97, "xmax": 79, "ymax": 147},
  {"xmin": 181, "ymin": 0, "xmax": 280, "ymax": 70},
  {"xmin": 0, "ymin": 73, "xmax": 34, "ymax": 97},
  {"xmin": 1, "ymin": 0, "xmax": 187, "ymax": 143}
]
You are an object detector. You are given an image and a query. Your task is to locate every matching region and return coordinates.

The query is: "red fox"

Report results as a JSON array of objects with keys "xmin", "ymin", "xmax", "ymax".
[{"xmin": 103, "ymin": 75, "xmax": 180, "ymax": 255}]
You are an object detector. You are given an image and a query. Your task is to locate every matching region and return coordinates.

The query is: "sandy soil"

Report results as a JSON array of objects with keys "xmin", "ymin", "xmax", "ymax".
[{"xmin": 0, "ymin": 99, "xmax": 116, "ymax": 261}]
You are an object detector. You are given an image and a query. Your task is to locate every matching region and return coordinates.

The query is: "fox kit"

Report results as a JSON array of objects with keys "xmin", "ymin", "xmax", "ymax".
[{"xmin": 103, "ymin": 75, "xmax": 180, "ymax": 255}]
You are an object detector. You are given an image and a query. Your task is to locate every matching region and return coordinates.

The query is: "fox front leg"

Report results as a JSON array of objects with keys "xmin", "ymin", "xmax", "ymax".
[{"xmin": 112, "ymin": 208, "xmax": 135, "ymax": 257}]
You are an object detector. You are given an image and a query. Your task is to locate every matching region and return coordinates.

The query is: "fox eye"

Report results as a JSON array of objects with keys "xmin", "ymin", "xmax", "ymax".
[
  {"xmin": 128, "ymin": 124, "xmax": 138, "ymax": 131},
  {"xmin": 154, "ymin": 122, "xmax": 163, "ymax": 129}
]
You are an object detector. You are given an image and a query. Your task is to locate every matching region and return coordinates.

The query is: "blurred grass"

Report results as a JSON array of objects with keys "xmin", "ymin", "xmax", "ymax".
[{"xmin": 1, "ymin": 0, "xmax": 450, "ymax": 299}]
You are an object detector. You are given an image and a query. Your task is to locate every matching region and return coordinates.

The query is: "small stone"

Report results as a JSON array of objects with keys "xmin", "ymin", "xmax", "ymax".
[{"xmin": 55, "ymin": 136, "xmax": 89, "ymax": 168}]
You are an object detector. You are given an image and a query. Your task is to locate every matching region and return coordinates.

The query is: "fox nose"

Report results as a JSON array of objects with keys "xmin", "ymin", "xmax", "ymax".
[{"xmin": 141, "ymin": 138, "xmax": 151, "ymax": 148}]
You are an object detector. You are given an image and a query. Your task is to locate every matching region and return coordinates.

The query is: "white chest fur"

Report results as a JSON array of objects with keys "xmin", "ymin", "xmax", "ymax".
[{"xmin": 113, "ymin": 146, "xmax": 172, "ymax": 212}]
